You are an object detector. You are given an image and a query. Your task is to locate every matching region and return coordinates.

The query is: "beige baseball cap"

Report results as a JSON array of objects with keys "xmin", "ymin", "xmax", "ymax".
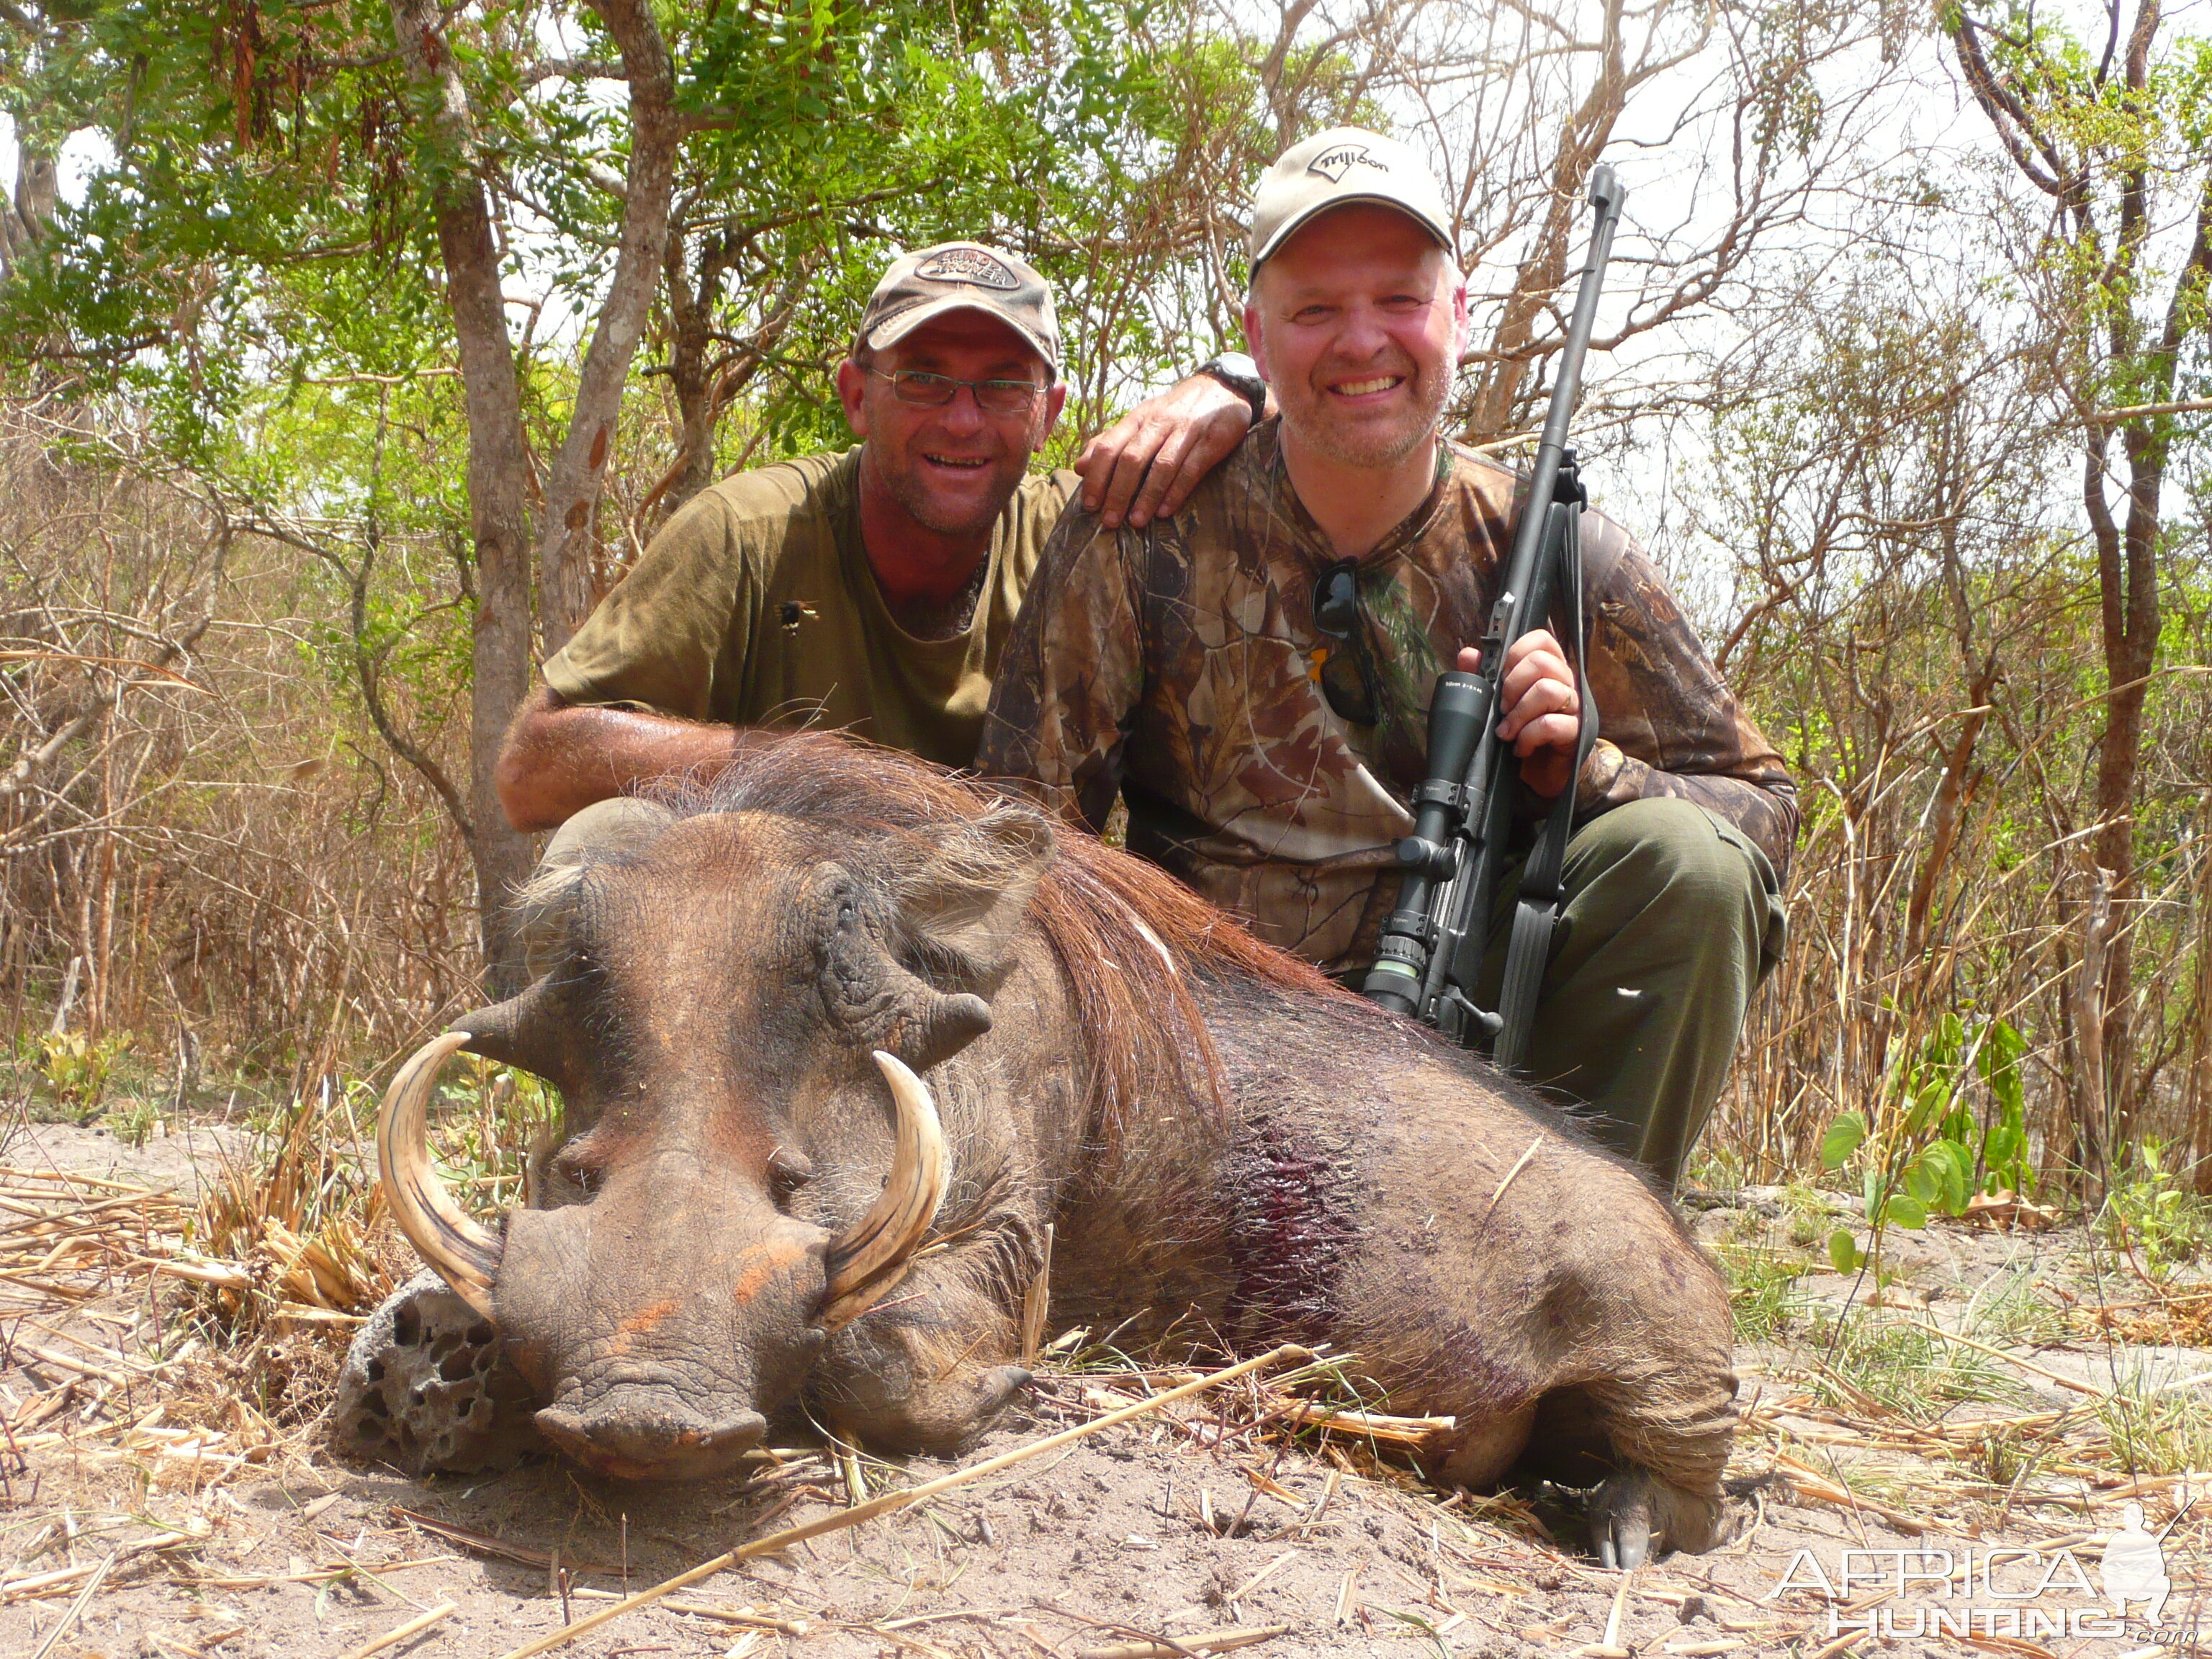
[
  {"xmin": 855, "ymin": 242, "xmax": 1061, "ymax": 377},
  {"xmin": 1248, "ymin": 127, "xmax": 1454, "ymax": 269}
]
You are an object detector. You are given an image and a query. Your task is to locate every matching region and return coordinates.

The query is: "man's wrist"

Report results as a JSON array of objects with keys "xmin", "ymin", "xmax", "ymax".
[{"xmin": 1197, "ymin": 352, "xmax": 1269, "ymax": 424}]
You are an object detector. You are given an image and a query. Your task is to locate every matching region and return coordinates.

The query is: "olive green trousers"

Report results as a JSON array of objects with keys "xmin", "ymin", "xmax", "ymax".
[{"xmin": 1465, "ymin": 797, "xmax": 1786, "ymax": 1190}]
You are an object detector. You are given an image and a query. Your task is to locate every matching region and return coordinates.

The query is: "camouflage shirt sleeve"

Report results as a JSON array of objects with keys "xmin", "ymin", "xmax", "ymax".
[
  {"xmin": 1576, "ymin": 513, "xmax": 1800, "ymax": 878},
  {"xmin": 975, "ymin": 506, "xmax": 1145, "ymax": 832}
]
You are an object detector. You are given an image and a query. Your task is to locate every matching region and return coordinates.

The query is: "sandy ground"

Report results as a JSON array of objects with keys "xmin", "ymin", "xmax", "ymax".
[{"xmin": 3, "ymin": 1123, "xmax": 2208, "ymax": 1659}]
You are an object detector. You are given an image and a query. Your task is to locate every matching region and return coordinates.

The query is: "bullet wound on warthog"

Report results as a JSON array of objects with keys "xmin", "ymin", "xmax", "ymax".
[{"xmin": 354, "ymin": 734, "xmax": 1737, "ymax": 1555}]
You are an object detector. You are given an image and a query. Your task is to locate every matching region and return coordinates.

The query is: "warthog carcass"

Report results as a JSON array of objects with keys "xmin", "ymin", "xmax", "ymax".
[{"xmin": 344, "ymin": 734, "xmax": 1737, "ymax": 1565}]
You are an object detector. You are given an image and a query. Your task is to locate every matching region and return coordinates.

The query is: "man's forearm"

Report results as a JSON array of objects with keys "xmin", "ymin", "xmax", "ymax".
[
  {"xmin": 1581, "ymin": 743, "xmax": 1801, "ymax": 880},
  {"xmin": 495, "ymin": 691, "xmax": 761, "ymax": 832}
]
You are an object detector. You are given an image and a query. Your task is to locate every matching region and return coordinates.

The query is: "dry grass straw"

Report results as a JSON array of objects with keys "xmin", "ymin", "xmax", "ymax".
[
  {"xmin": 1737, "ymin": 1267, "xmax": 2212, "ymax": 1558},
  {"xmin": 187, "ymin": 1100, "xmax": 406, "ymax": 1337},
  {"xmin": 465, "ymin": 1329, "xmax": 1737, "ymax": 1659},
  {"xmin": 2, "ymin": 1091, "xmax": 2205, "ymax": 1641},
  {"xmin": 0, "ymin": 1164, "xmax": 289, "ymax": 1522},
  {"xmin": 493, "ymin": 1344, "xmax": 1320, "ymax": 1658},
  {"xmin": 0, "ymin": 1089, "xmax": 416, "ymax": 1599}
]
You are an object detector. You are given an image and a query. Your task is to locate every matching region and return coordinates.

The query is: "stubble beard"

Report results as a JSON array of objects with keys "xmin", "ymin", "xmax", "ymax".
[
  {"xmin": 878, "ymin": 456, "xmax": 1016, "ymax": 539},
  {"xmin": 1278, "ymin": 358, "xmax": 1453, "ymax": 470},
  {"xmin": 871, "ymin": 408, "xmax": 1043, "ymax": 539}
]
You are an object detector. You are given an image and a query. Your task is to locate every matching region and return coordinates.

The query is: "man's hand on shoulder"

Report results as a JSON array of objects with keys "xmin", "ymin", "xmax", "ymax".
[
  {"xmin": 1457, "ymin": 631, "xmax": 1581, "ymax": 800},
  {"xmin": 1076, "ymin": 372, "xmax": 1262, "ymax": 531}
]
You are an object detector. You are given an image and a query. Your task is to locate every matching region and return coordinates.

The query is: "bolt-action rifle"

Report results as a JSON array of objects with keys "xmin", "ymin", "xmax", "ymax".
[{"xmin": 1359, "ymin": 165, "xmax": 1625, "ymax": 1065}]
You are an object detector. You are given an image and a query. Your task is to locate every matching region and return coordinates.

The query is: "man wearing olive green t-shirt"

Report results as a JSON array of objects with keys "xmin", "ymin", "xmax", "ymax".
[{"xmin": 495, "ymin": 241, "xmax": 1265, "ymax": 832}]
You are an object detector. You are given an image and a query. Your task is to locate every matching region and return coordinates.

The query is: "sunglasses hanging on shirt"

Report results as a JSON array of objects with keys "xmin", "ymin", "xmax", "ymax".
[{"xmin": 1308, "ymin": 559, "xmax": 1384, "ymax": 727}]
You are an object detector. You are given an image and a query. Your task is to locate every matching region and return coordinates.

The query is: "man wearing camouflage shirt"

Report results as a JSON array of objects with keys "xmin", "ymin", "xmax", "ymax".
[{"xmin": 979, "ymin": 131, "xmax": 1796, "ymax": 1187}]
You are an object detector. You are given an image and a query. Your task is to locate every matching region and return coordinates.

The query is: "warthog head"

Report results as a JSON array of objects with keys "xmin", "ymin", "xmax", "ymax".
[{"xmin": 375, "ymin": 778, "xmax": 1055, "ymax": 1480}]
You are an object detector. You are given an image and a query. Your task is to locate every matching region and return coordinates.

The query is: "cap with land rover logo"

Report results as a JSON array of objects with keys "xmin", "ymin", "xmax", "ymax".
[
  {"xmin": 856, "ymin": 241, "xmax": 1061, "ymax": 377},
  {"xmin": 1247, "ymin": 127, "xmax": 1455, "ymax": 268}
]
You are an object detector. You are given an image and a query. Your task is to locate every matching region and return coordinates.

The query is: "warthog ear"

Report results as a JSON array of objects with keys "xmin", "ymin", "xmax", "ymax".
[{"xmin": 898, "ymin": 804, "xmax": 1053, "ymax": 994}]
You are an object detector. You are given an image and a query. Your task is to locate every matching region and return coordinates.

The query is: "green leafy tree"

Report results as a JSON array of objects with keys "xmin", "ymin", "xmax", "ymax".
[
  {"xmin": 0, "ymin": 0, "xmax": 1227, "ymax": 992},
  {"xmin": 1943, "ymin": 0, "xmax": 2212, "ymax": 1172}
]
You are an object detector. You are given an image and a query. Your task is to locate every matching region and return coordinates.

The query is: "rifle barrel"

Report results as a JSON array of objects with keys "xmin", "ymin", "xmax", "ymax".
[{"xmin": 1491, "ymin": 163, "xmax": 1624, "ymax": 668}]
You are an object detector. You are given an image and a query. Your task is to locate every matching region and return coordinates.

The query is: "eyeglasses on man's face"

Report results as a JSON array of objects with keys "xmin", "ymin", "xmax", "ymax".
[
  {"xmin": 1310, "ymin": 559, "xmax": 1382, "ymax": 727},
  {"xmin": 869, "ymin": 367, "xmax": 1046, "ymax": 415}
]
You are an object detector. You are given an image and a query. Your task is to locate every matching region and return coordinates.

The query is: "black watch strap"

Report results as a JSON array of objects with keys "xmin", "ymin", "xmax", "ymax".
[{"xmin": 1197, "ymin": 352, "xmax": 1269, "ymax": 424}]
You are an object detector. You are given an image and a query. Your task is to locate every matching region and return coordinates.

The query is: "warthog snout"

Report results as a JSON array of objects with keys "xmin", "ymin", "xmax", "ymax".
[
  {"xmin": 534, "ymin": 1372, "xmax": 770, "ymax": 1481},
  {"xmin": 490, "ymin": 1184, "xmax": 833, "ymax": 1482},
  {"xmin": 379, "ymin": 1001, "xmax": 950, "ymax": 1479}
]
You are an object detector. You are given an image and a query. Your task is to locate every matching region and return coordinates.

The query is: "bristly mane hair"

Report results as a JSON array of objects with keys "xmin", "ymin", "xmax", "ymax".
[{"xmin": 638, "ymin": 730, "xmax": 1364, "ymax": 1132}]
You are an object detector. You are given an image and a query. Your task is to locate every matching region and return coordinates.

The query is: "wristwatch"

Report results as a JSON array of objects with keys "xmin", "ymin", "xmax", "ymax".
[{"xmin": 1197, "ymin": 352, "xmax": 1269, "ymax": 425}]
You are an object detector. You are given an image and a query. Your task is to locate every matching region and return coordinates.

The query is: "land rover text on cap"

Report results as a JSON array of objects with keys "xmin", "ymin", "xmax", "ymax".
[
  {"xmin": 857, "ymin": 242, "xmax": 1061, "ymax": 377},
  {"xmin": 1247, "ymin": 127, "xmax": 1455, "ymax": 269}
]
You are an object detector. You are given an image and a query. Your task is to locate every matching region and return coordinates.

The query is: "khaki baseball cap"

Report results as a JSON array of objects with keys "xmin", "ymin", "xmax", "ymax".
[
  {"xmin": 1248, "ymin": 127, "xmax": 1454, "ymax": 269},
  {"xmin": 855, "ymin": 242, "xmax": 1061, "ymax": 378}
]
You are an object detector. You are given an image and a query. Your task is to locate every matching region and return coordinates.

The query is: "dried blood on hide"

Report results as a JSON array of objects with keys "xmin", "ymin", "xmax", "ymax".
[{"xmin": 1222, "ymin": 1117, "xmax": 1361, "ymax": 1344}]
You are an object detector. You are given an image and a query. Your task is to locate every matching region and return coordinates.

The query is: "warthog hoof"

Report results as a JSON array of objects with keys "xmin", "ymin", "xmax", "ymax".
[
  {"xmin": 1589, "ymin": 1470, "xmax": 1730, "ymax": 1568},
  {"xmin": 979, "ymin": 1364, "xmax": 1034, "ymax": 1414},
  {"xmin": 329, "ymin": 1270, "xmax": 541, "ymax": 1474}
]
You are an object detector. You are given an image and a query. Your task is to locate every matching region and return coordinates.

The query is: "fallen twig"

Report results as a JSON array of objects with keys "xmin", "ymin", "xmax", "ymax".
[
  {"xmin": 338, "ymin": 1598, "xmax": 457, "ymax": 1659},
  {"xmin": 493, "ymin": 1342, "xmax": 1320, "ymax": 1659},
  {"xmin": 1223, "ymin": 1549, "xmax": 1299, "ymax": 1604},
  {"xmin": 28, "ymin": 1551, "xmax": 114, "ymax": 1659},
  {"xmin": 1575, "ymin": 1566, "xmax": 1634, "ymax": 1657},
  {"xmin": 2, "ymin": 1521, "xmax": 210, "ymax": 1601},
  {"xmin": 1074, "ymin": 1625, "xmax": 1290, "ymax": 1659}
]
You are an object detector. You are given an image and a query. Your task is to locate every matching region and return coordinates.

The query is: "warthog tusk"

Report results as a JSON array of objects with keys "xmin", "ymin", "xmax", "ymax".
[
  {"xmin": 377, "ymin": 1030, "xmax": 504, "ymax": 1321},
  {"xmin": 818, "ymin": 1051, "xmax": 948, "ymax": 1332}
]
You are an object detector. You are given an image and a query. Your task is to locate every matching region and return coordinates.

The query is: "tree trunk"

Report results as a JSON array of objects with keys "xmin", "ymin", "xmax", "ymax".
[
  {"xmin": 2074, "ymin": 867, "xmax": 2113, "ymax": 1197},
  {"xmin": 0, "ymin": 133, "xmax": 58, "ymax": 276},
  {"xmin": 2080, "ymin": 423, "xmax": 2166, "ymax": 1156},
  {"xmin": 534, "ymin": 0, "xmax": 682, "ymax": 659},
  {"xmin": 659, "ymin": 231, "xmax": 724, "ymax": 523},
  {"xmin": 388, "ymin": 0, "xmax": 538, "ymax": 998},
  {"xmin": 2189, "ymin": 793, "xmax": 2212, "ymax": 1195}
]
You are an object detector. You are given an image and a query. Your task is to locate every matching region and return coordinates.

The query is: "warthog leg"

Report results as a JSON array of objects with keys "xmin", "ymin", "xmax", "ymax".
[
  {"xmin": 1433, "ymin": 1403, "xmax": 1538, "ymax": 1489},
  {"xmin": 809, "ymin": 1212, "xmax": 1043, "ymax": 1456}
]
